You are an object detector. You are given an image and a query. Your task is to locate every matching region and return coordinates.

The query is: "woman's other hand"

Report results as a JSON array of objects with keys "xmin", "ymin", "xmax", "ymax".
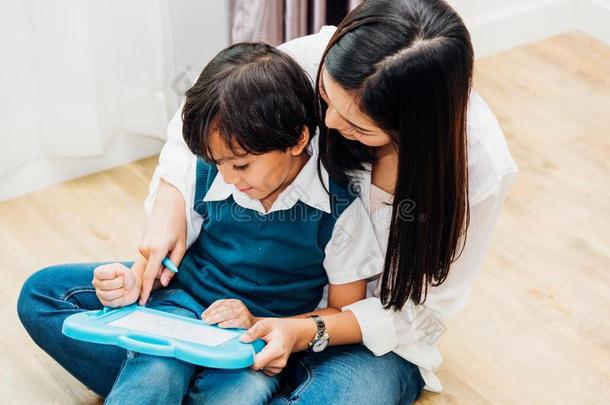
[{"xmin": 138, "ymin": 180, "xmax": 187, "ymax": 305}]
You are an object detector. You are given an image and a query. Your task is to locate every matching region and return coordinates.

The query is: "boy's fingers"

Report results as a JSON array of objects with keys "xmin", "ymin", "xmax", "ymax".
[
  {"xmin": 123, "ymin": 269, "xmax": 136, "ymax": 290},
  {"xmin": 100, "ymin": 295, "xmax": 126, "ymax": 308},
  {"xmin": 201, "ymin": 300, "xmax": 225, "ymax": 318},
  {"xmin": 97, "ymin": 288, "xmax": 124, "ymax": 302},
  {"xmin": 139, "ymin": 251, "xmax": 164, "ymax": 305},
  {"xmin": 219, "ymin": 315, "xmax": 251, "ymax": 329},
  {"xmin": 94, "ymin": 265, "xmax": 120, "ymax": 280},
  {"xmin": 203, "ymin": 308, "xmax": 233, "ymax": 325},
  {"xmin": 94, "ymin": 276, "xmax": 124, "ymax": 291}
]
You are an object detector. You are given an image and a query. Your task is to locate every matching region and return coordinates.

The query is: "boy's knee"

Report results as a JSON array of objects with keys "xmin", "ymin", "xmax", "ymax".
[
  {"xmin": 192, "ymin": 369, "xmax": 279, "ymax": 405},
  {"xmin": 132, "ymin": 354, "xmax": 193, "ymax": 390}
]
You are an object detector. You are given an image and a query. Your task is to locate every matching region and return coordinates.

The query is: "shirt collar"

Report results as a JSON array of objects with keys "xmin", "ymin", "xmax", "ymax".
[{"xmin": 202, "ymin": 135, "xmax": 331, "ymax": 215}]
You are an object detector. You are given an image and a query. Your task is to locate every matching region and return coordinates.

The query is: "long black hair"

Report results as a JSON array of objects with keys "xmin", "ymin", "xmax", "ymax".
[
  {"xmin": 318, "ymin": 0, "xmax": 473, "ymax": 310},
  {"xmin": 182, "ymin": 42, "xmax": 317, "ymax": 161}
]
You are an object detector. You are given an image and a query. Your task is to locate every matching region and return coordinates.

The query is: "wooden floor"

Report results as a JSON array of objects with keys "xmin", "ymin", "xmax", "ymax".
[{"xmin": 1, "ymin": 31, "xmax": 609, "ymax": 404}]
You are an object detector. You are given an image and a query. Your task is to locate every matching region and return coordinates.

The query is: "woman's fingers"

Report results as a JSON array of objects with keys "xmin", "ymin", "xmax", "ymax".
[
  {"xmin": 158, "ymin": 268, "xmax": 174, "ymax": 287},
  {"xmin": 240, "ymin": 319, "xmax": 270, "ymax": 343},
  {"xmin": 251, "ymin": 340, "xmax": 287, "ymax": 372},
  {"xmin": 261, "ymin": 366, "xmax": 283, "ymax": 376},
  {"xmin": 162, "ymin": 244, "xmax": 186, "ymax": 286},
  {"xmin": 139, "ymin": 250, "xmax": 164, "ymax": 305}
]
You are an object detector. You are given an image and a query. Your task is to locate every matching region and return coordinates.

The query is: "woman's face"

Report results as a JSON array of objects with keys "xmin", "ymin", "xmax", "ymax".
[{"xmin": 319, "ymin": 67, "xmax": 392, "ymax": 148}]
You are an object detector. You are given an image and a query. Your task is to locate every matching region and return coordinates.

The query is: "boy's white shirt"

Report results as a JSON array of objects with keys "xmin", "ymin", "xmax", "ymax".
[
  {"xmin": 144, "ymin": 26, "xmax": 518, "ymax": 392},
  {"xmin": 167, "ymin": 134, "xmax": 384, "ymax": 286}
]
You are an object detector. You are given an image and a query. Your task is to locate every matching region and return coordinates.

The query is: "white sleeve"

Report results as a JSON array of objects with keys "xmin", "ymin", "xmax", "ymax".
[
  {"xmin": 144, "ymin": 101, "xmax": 195, "ymax": 214},
  {"xmin": 183, "ymin": 156, "xmax": 204, "ymax": 249},
  {"xmin": 342, "ymin": 170, "xmax": 517, "ymax": 355},
  {"xmin": 278, "ymin": 26, "xmax": 336, "ymax": 83},
  {"xmin": 323, "ymin": 197, "xmax": 385, "ymax": 285},
  {"xmin": 143, "ymin": 101, "xmax": 202, "ymax": 248},
  {"xmin": 144, "ymin": 26, "xmax": 336, "ymax": 248}
]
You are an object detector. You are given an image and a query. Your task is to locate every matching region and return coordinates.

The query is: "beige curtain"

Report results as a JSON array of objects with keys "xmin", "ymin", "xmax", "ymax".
[{"xmin": 229, "ymin": 0, "xmax": 364, "ymax": 45}]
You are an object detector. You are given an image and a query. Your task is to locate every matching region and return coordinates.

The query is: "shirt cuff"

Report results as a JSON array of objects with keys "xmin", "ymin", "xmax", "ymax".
[{"xmin": 342, "ymin": 297, "xmax": 398, "ymax": 356}]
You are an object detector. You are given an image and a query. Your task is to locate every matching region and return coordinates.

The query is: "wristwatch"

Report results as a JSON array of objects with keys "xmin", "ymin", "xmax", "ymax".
[{"xmin": 308, "ymin": 315, "xmax": 330, "ymax": 353}]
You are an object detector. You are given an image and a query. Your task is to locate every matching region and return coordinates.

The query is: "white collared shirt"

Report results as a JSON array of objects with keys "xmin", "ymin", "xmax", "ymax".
[
  {"xmin": 201, "ymin": 140, "xmax": 330, "ymax": 215},
  {"xmin": 147, "ymin": 135, "xmax": 384, "ymax": 287},
  {"xmin": 145, "ymin": 26, "xmax": 517, "ymax": 393}
]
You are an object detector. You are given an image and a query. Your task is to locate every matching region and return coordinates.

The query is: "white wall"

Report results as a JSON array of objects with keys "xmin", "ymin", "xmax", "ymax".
[
  {"xmin": 0, "ymin": 0, "xmax": 230, "ymax": 201},
  {"xmin": 1, "ymin": 0, "xmax": 608, "ymax": 201},
  {"xmin": 449, "ymin": 0, "xmax": 610, "ymax": 58}
]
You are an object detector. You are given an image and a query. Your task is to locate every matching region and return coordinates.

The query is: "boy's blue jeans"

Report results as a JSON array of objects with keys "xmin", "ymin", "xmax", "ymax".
[{"xmin": 17, "ymin": 263, "xmax": 425, "ymax": 404}]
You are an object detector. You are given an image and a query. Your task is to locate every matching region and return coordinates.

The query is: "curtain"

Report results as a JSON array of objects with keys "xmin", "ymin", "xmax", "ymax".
[
  {"xmin": 229, "ymin": 0, "xmax": 364, "ymax": 45},
  {"xmin": 0, "ymin": 0, "xmax": 231, "ymax": 201}
]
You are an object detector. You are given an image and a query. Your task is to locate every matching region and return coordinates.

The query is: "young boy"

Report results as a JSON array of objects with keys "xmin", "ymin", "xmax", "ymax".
[{"xmin": 93, "ymin": 43, "xmax": 382, "ymax": 404}]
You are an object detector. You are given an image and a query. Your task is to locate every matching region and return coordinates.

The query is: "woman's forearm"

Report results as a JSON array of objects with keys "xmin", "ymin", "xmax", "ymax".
[
  {"xmin": 290, "ymin": 310, "xmax": 363, "ymax": 352},
  {"xmin": 287, "ymin": 307, "xmax": 340, "ymax": 319},
  {"xmin": 155, "ymin": 179, "xmax": 185, "ymax": 211}
]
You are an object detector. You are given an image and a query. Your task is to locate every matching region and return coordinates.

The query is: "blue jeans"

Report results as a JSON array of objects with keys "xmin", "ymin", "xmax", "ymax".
[
  {"xmin": 17, "ymin": 263, "xmax": 280, "ymax": 404},
  {"xmin": 17, "ymin": 263, "xmax": 424, "ymax": 404},
  {"xmin": 274, "ymin": 344, "xmax": 424, "ymax": 405}
]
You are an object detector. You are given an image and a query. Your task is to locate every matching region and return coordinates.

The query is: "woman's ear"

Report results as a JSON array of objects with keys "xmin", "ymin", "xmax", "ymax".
[{"xmin": 290, "ymin": 127, "xmax": 311, "ymax": 156}]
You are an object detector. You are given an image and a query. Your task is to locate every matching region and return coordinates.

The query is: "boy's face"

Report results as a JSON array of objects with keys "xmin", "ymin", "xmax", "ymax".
[{"xmin": 207, "ymin": 129, "xmax": 309, "ymax": 203}]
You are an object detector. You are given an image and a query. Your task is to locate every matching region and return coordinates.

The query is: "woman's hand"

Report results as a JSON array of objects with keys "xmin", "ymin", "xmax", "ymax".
[
  {"xmin": 138, "ymin": 180, "xmax": 187, "ymax": 305},
  {"xmin": 240, "ymin": 318, "xmax": 317, "ymax": 376},
  {"xmin": 202, "ymin": 299, "xmax": 257, "ymax": 329}
]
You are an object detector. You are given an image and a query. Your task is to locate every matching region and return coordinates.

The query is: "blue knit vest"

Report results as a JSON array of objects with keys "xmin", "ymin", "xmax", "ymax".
[{"xmin": 175, "ymin": 159, "xmax": 356, "ymax": 317}]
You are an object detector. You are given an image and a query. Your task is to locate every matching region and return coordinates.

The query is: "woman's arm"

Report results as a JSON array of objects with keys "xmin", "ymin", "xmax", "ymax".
[
  {"xmin": 287, "ymin": 279, "xmax": 367, "ymax": 318},
  {"xmin": 241, "ymin": 170, "xmax": 517, "ymax": 375},
  {"xmin": 138, "ymin": 105, "xmax": 202, "ymax": 304}
]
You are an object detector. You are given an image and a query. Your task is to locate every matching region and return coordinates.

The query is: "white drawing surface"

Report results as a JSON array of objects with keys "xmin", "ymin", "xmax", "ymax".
[{"xmin": 107, "ymin": 311, "xmax": 240, "ymax": 347}]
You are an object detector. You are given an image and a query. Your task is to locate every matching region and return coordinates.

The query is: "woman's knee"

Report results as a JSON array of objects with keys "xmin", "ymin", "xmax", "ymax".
[{"xmin": 284, "ymin": 345, "xmax": 424, "ymax": 405}]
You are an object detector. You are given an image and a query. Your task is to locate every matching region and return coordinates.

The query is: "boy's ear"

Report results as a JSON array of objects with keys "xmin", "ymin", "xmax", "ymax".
[{"xmin": 290, "ymin": 127, "xmax": 310, "ymax": 156}]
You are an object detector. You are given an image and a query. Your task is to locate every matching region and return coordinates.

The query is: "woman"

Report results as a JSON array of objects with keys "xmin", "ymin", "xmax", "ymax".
[
  {"xmin": 18, "ymin": 0, "xmax": 516, "ymax": 403},
  {"xmin": 144, "ymin": 0, "xmax": 516, "ymax": 402}
]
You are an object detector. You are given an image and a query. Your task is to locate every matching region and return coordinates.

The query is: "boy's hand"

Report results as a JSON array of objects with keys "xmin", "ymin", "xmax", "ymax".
[
  {"xmin": 202, "ymin": 299, "xmax": 257, "ymax": 329},
  {"xmin": 93, "ymin": 263, "xmax": 142, "ymax": 308}
]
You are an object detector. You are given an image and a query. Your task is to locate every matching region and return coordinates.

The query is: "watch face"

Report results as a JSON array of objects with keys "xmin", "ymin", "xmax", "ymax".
[{"xmin": 312, "ymin": 338, "xmax": 328, "ymax": 353}]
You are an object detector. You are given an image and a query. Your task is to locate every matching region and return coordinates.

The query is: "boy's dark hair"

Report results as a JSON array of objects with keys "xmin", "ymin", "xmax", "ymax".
[{"xmin": 182, "ymin": 42, "xmax": 317, "ymax": 161}]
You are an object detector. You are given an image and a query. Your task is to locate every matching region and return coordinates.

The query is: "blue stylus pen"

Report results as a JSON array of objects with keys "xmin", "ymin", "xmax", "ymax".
[{"xmin": 162, "ymin": 257, "xmax": 179, "ymax": 273}]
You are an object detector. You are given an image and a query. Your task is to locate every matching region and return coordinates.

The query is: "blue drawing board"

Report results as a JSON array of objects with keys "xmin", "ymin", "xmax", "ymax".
[{"xmin": 62, "ymin": 305, "xmax": 265, "ymax": 369}]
